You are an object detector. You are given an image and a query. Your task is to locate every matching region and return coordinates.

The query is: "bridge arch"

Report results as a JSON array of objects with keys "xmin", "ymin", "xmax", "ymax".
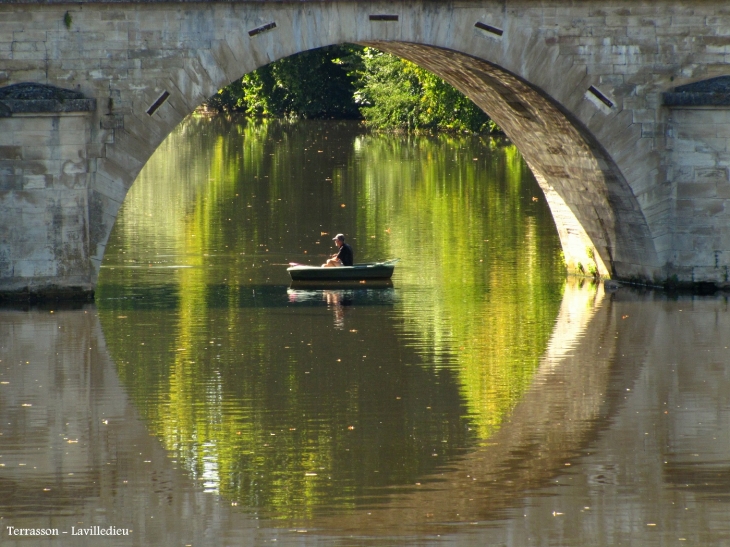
[
  {"xmin": 361, "ymin": 42, "xmax": 654, "ymax": 279},
  {"xmin": 0, "ymin": 2, "xmax": 672, "ymax": 296}
]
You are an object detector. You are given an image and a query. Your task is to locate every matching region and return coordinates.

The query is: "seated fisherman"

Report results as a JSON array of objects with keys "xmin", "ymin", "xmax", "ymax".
[{"xmin": 323, "ymin": 233, "xmax": 353, "ymax": 267}]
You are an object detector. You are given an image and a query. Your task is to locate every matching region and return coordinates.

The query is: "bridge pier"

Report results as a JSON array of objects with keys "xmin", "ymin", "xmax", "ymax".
[
  {"xmin": 0, "ymin": 84, "xmax": 98, "ymax": 299},
  {"xmin": 1, "ymin": 1, "xmax": 730, "ymax": 298},
  {"xmin": 664, "ymin": 78, "xmax": 730, "ymax": 285}
]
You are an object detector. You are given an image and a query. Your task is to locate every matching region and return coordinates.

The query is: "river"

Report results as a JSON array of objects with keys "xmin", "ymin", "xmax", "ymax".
[{"xmin": 1, "ymin": 117, "xmax": 729, "ymax": 546}]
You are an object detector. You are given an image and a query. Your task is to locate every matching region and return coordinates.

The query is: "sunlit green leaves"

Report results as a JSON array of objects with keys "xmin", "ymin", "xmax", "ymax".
[
  {"xmin": 208, "ymin": 45, "xmax": 362, "ymax": 120},
  {"xmin": 355, "ymin": 48, "xmax": 493, "ymax": 133},
  {"xmin": 206, "ymin": 46, "xmax": 497, "ymax": 134}
]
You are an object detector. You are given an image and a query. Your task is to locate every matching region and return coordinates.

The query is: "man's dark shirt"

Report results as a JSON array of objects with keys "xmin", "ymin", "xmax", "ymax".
[{"xmin": 336, "ymin": 243, "xmax": 354, "ymax": 266}]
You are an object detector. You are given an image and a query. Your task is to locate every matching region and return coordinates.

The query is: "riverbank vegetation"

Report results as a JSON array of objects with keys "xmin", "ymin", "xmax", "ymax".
[{"xmin": 205, "ymin": 45, "xmax": 500, "ymax": 134}]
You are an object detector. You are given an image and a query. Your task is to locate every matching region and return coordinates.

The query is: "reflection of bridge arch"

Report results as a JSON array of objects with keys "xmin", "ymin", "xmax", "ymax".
[
  {"xmin": 1, "ymin": 1, "xmax": 695, "ymax": 297},
  {"xmin": 0, "ymin": 280, "xmax": 645, "ymax": 544},
  {"xmin": 307, "ymin": 280, "xmax": 647, "ymax": 533}
]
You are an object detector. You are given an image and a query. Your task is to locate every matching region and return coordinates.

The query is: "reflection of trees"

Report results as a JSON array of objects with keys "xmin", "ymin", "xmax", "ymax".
[
  {"xmin": 353, "ymin": 135, "xmax": 565, "ymax": 438},
  {"xmin": 97, "ymin": 118, "xmax": 565, "ymax": 519}
]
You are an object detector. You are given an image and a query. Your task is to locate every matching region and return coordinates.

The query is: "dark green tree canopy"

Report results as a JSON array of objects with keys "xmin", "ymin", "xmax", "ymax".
[
  {"xmin": 206, "ymin": 45, "xmax": 499, "ymax": 134},
  {"xmin": 207, "ymin": 45, "xmax": 361, "ymax": 120}
]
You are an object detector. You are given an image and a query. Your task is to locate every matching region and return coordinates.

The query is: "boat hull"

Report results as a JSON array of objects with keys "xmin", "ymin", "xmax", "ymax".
[{"xmin": 287, "ymin": 262, "xmax": 395, "ymax": 281}]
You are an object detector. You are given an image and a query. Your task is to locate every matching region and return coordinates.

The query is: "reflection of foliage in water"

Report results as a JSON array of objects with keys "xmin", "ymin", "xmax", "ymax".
[
  {"xmin": 351, "ymin": 134, "xmax": 565, "ymax": 437},
  {"xmin": 97, "ymin": 116, "xmax": 564, "ymax": 518}
]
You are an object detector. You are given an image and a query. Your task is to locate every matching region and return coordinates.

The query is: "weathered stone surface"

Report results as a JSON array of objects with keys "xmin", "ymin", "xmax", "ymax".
[{"xmin": 2, "ymin": 0, "xmax": 730, "ymax": 296}]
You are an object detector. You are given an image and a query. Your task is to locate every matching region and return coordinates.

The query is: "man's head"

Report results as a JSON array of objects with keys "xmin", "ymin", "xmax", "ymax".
[{"xmin": 333, "ymin": 233, "xmax": 345, "ymax": 247}]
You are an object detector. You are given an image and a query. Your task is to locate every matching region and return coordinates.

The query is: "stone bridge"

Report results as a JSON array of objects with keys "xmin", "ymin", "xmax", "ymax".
[{"xmin": 1, "ymin": 0, "xmax": 730, "ymax": 298}]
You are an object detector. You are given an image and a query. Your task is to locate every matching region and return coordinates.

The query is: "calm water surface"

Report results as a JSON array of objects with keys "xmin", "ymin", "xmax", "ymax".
[{"xmin": 2, "ymin": 117, "xmax": 730, "ymax": 546}]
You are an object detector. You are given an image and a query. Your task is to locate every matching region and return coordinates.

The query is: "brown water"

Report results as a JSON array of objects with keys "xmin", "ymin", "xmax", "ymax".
[{"xmin": 2, "ymin": 118, "xmax": 730, "ymax": 546}]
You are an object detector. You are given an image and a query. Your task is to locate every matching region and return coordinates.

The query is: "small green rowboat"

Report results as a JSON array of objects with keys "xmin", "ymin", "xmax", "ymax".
[{"xmin": 287, "ymin": 259, "xmax": 398, "ymax": 281}]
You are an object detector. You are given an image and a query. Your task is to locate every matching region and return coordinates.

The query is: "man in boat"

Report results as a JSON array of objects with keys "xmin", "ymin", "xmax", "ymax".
[{"xmin": 323, "ymin": 233, "xmax": 354, "ymax": 267}]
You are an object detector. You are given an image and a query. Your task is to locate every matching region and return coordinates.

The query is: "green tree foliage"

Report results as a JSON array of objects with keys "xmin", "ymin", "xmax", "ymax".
[
  {"xmin": 206, "ymin": 45, "xmax": 499, "ymax": 134},
  {"xmin": 207, "ymin": 45, "xmax": 361, "ymax": 119},
  {"xmin": 354, "ymin": 48, "xmax": 494, "ymax": 133}
]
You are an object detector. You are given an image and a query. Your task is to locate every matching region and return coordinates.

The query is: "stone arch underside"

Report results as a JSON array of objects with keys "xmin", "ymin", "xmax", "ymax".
[
  {"xmin": 359, "ymin": 43, "xmax": 658, "ymax": 279},
  {"xmin": 90, "ymin": 41, "xmax": 659, "ymax": 286}
]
